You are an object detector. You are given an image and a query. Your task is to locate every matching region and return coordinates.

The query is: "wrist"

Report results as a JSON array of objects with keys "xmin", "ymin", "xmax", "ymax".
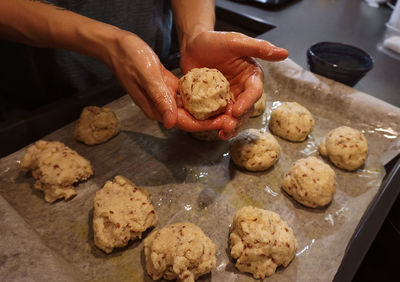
[
  {"xmin": 73, "ymin": 22, "xmax": 127, "ymax": 66},
  {"xmin": 180, "ymin": 23, "xmax": 213, "ymax": 51}
]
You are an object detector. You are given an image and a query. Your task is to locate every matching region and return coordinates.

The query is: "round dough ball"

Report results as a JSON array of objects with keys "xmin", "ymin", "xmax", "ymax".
[
  {"xmin": 269, "ymin": 102, "xmax": 314, "ymax": 142},
  {"xmin": 179, "ymin": 68, "xmax": 230, "ymax": 120},
  {"xmin": 230, "ymin": 129, "xmax": 281, "ymax": 171},
  {"xmin": 191, "ymin": 130, "xmax": 220, "ymax": 141},
  {"xmin": 93, "ymin": 176, "xmax": 158, "ymax": 253},
  {"xmin": 74, "ymin": 106, "xmax": 121, "ymax": 145},
  {"xmin": 20, "ymin": 140, "xmax": 93, "ymax": 203},
  {"xmin": 319, "ymin": 126, "xmax": 368, "ymax": 171},
  {"xmin": 282, "ymin": 156, "xmax": 336, "ymax": 208},
  {"xmin": 230, "ymin": 206, "xmax": 297, "ymax": 279},
  {"xmin": 251, "ymin": 91, "xmax": 267, "ymax": 118},
  {"xmin": 143, "ymin": 222, "xmax": 216, "ymax": 282}
]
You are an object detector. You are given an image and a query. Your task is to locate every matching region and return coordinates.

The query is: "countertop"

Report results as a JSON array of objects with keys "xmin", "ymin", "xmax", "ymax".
[{"xmin": 217, "ymin": 0, "xmax": 400, "ymax": 107}]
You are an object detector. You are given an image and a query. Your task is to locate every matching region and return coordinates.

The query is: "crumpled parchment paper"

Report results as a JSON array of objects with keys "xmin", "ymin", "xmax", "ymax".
[{"xmin": 0, "ymin": 58, "xmax": 399, "ymax": 282}]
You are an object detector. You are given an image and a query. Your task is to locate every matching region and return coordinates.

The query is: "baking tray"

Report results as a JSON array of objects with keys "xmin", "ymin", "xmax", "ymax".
[{"xmin": 0, "ymin": 59, "xmax": 399, "ymax": 281}]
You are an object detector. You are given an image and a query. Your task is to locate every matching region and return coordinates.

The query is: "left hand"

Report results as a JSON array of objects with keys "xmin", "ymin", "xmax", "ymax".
[{"xmin": 178, "ymin": 31, "xmax": 288, "ymax": 139}]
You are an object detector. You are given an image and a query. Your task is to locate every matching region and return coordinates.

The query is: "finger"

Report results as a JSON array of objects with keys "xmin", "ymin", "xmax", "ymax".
[
  {"xmin": 144, "ymin": 77, "xmax": 178, "ymax": 129},
  {"xmin": 232, "ymin": 73, "xmax": 263, "ymax": 117},
  {"xmin": 224, "ymin": 32, "xmax": 289, "ymax": 61},
  {"xmin": 176, "ymin": 108, "xmax": 226, "ymax": 132},
  {"xmin": 126, "ymin": 82, "xmax": 164, "ymax": 122}
]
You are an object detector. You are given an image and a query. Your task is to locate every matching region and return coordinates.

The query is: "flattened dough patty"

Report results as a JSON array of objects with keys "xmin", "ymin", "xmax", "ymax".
[
  {"xmin": 282, "ymin": 156, "xmax": 336, "ymax": 208},
  {"xmin": 74, "ymin": 106, "xmax": 120, "ymax": 145},
  {"xmin": 269, "ymin": 102, "xmax": 314, "ymax": 142},
  {"xmin": 144, "ymin": 222, "xmax": 217, "ymax": 282},
  {"xmin": 20, "ymin": 140, "xmax": 93, "ymax": 203},
  {"xmin": 230, "ymin": 206, "xmax": 297, "ymax": 279},
  {"xmin": 179, "ymin": 68, "xmax": 230, "ymax": 120},
  {"xmin": 93, "ymin": 175, "xmax": 157, "ymax": 253},
  {"xmin": 319, "ymin": 126, "xmax": 368, "ymax": 171},
  {"xmin": 230, "ymin": 129, "xmax": 281, "ymax": 171}
]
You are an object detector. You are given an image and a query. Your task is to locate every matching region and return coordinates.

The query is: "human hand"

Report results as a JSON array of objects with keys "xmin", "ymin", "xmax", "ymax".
[
  {"xmin": 179, "ymin": 31, "xmax": 289, "ymax": 139},
  {"xmin": 105, "ymin": 32, "xmax": 179, "ymax": 128}
]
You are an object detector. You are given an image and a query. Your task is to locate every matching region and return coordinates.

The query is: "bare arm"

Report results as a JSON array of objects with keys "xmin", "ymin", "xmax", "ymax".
[
  {"xmin": 0, "ymin": 0, "xmax": 123, "ymax": 65},
  {"xmin": 0, "ymin": 0, "xmax": 179, "ymax": 128},
  {"xmin": 170, "ymin": 0, "xmax": 216, "ymax": 49}
]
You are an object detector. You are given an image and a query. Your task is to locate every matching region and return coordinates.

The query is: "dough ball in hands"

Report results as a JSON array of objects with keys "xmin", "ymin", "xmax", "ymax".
[
  {"xmin": 269, "ymin": 102, "xmax": 314, "ymax": 142},
  {"xmin": 230, "ymin": 206, "xmax": 297, "ymax": 279},
  {"xmin": 143, "ymin": 222, "xmax": 217, "ymax": 282},
  {"xmin": 282, "ymin": 157, "xmax": 336, "ymax": 208},
  {"xmin": 251, "ymin": 91, "xmax": 267, "ymax": 118},
  {"xmin": 230, "ymin": 129, "xmax": 281, "ymax": 171},
  {"xmin": 74, "ymin": 106, "xmax": 121, "ymax": 145},
  {"xmin": 93, "ymin": 175, "xmax": 157, "ymax": 253},
  {"xmin": 20, "ymin": 140, "xmax": 93, "ymax": 203},
  {"xmin": 319, "ymin": 126, "xmax": 368, "ymax": 171},
  {"xmin": 179, "ymin": 68, "xmax": 231, "ymax": 120}
]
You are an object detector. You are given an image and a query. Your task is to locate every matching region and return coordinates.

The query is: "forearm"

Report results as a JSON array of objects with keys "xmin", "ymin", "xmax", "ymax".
[
  {"xmin": 170, "ymin": 0, "xmax": 216, "ymax": 49},
  {"xmin": 0, "ymin": 0, "xmax": 126, "ymax": 65}
]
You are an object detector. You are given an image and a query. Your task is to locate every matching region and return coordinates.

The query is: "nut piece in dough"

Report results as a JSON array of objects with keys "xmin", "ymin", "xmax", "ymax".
[
  {"xmin": 143, "ymin": 222, "xmax": 217, "ymax": 282},
  {"xmin": 93, "ymin": 175, "xmax": 158, "ymax": 253},
  {"xmin": 319, "ymin": 126, "xmax": 368, "ymax": 171},
  {"xmin": 269, "ymin": 102, "xmax": 314, "ymax": 142},
  {"xmin": 20, "ymin": 140, "xmax": 93, "ymax": 203},
  {"xmin": 179, "ymin": 68, "xmax": 230, "ymax": 120},
  {"xmin": 230, "ymin": 206, "xmax": 297, "ymax": 279},
  {"xmin": 251, "ymin": 91, "xmax": 267, "ymax": 118},
  {"xmin": 282, "ymin": 156, "xmax": 336, "ymax": 208},
  {"xmin": 74, "ymin": 106, "xmax": 121, "ymax": 145},
  {"xmin": 191, "ymin": 130, "xmax": 220, "ymax": 141},
  {"xmin": 230, "ymin": 129, "xmax": 281, "ymax": 171}
]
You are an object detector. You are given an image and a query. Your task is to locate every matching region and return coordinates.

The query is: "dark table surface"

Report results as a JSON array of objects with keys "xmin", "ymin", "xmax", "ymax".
[
  {"xmin": 217, "ymin": 0, "xmax": 400, "ymax": 107},
  {"xmin": 216, "ymin": 0, "xmax": 400, "ymax": 281}
]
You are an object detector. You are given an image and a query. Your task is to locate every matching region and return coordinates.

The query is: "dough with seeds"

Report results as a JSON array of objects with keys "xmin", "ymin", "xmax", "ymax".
[
  {"xmin": 20, "ymin": 140, "xmax": 93, "ymax": 203},
  {"xmin": 230, "ymin": 206, "xmax": 297, "ymax": 279},
  {"xmin": 269, "ymin": 102, "xmax": 314, "ymax": 142},
  {"xmin": 74, "ymin": 106, "xmax": 120, "ymax": 145},
  {"xmin": 179, "ymin": 68, "xmax": 230, "ymax": 120},
  {"xmin": 319, "ymin": 126, "xmax": 368, "ymax": 171},
  {"xmin": 144, "ymin": 222, "xmax": 216, "ymax": 282},
  {"xmin": 282, "ymin": 156, "xmax": 336, "ymax": 208},
  {"xmin": 93, "ymin": 175, "xmax": 157, "ymax": 253},
  {"xmin": 230, "ymin": 129, "xmax": 281, "ymax": 171},
  {"xmin": 251, "ymin": 91, "xmax": 267, "ymax": 118}
]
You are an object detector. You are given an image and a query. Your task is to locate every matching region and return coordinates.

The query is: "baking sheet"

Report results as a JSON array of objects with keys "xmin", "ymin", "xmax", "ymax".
[{"xmin": 0, "ymin": 58, "xmax": 399, "ymax": 282}]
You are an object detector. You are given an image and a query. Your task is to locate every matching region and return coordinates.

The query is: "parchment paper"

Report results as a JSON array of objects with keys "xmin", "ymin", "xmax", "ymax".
[{"xmin": 1, "ymin": 59, "xmax": 399, "ymax": 282}]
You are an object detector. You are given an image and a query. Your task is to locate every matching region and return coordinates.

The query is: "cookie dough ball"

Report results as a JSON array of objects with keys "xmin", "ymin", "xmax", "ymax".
[
  {"xmin": 144, "ymin": 222, "xmax": 216, "ymax": 282},
  {"xmin": 282, "ymin": 157, "xmax": 336, "ymax": 208},
  {"xmin": 74, "ymin": 106, "xmax": 121, "ymax": 145},
  {"xmin": 230, "ymin": 206, "xmax": 297, "ymax": 279},
  {"xmin": 319, "ymin": 126, "xmax": 368, "ymax": 171},
  {"xmin": 179, "ymin": 68, "xmax": 230, "ymax": 120},
  {"xmin": 230, "ymin": 129, "xmax": 281, "ymax": 171},
  {"xmin": 93, "ymin": 176, "xmax": 157, "ymax": 253},
  {"xmin": 269, "ymin": 102, "xmax": 314, "ymax": 142},
  {"xmin": 251, "ymin": 91, "xmax": 267, "ymax": 118},
  {"xmin": 191, "ymin": 130, "xmax": 220, "ymax": 141},
  {"xmin": 20, "ymin": 140, "xmax": 93, "ymax": 203}
]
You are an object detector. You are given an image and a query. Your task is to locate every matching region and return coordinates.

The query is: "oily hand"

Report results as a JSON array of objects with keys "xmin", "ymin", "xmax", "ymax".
[
  {"xmin": 106, "ymin": 32, "xmax": 179, "ymax": 128},
  {"xmin": 179, "ymin": 31, "xmax": 289, "ymax": 139}
]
